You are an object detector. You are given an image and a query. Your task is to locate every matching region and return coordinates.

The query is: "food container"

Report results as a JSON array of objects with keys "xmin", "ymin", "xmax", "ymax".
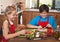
[
  {"xmin": 53, "ymin": 28, "xmax": 60, "ymax": 40},
  {"xmin": 26, "ymin": 30, "xmax": 34, "ymax": 40}
]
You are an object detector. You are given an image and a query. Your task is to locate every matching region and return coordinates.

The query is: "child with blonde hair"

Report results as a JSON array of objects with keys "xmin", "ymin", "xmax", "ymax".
[{"xmin": 1, "ymin": 6, "xmax": 25, "ymax": 42}]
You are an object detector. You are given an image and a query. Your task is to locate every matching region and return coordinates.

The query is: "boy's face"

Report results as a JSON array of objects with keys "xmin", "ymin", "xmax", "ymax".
[
  {"xmin": 40, "ymin": 11, "xmax": 48, "ymax": 18},
  {"xmin": 8, "ymin": 11, "xmax": 17, "ymax": 21}
]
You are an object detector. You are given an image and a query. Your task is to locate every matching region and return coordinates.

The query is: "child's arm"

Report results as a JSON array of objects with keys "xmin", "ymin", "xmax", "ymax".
[
  {"xmin": 58, "ymin": 38, "xmax": 60, "ymax": 40},
  {"xmin": 27, "ymin": 24, "xmax": 42, "ymax": 29},
  {"xmin": 3, "ymin": 21, "xmax": 25, "ymax": 39}
]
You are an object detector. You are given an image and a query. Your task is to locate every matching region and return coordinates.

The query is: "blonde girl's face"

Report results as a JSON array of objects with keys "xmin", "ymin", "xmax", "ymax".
[{"xmin": 7, "ymin": 11, "xmax": 17, "ymax": 21}]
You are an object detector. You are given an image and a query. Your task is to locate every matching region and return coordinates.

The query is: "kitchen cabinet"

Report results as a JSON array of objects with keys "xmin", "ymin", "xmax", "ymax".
[
  {"xmin": 0, "ymin": 14, "xmax": 18, "ymax": 28},
  {"xmin": 22, "ymin": 10, "xmax": 60, "ymax": 26},
  {"xmin": 0, "ymin": 9, "xmax": 60, "ymax": 28},
  {"xmin": 0, "ymin": 15, "xmax": 6, "ymax": 28}
]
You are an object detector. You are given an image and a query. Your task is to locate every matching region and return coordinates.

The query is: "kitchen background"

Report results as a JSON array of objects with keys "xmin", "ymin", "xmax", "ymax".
[
  {"xmin": 0, "ymin": 0, "xmax": 53, "ymax": 14},
  {"xmin": 0, "ymin": 0, "xmax": 60, "ymax": 28},
  {"xmin": 0, "ymin": 0, "xmax": 60, "ymax": 42}
]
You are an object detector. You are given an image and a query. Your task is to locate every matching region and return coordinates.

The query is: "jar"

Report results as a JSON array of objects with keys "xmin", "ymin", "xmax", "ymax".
[{"xmin": 53, "ymin": 28, "xmax": 60, "ymax": 40}]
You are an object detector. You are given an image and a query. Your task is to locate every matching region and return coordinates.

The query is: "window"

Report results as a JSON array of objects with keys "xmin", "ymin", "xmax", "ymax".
[
  {"xmin": 31, "ymin": 0, "xmax": 37, "ymax": 8},
  {"xmin": 39, "ymin": 0, "xmax": 52, "ymax": 7},
  {"xmin": 26, "ymin": 0, "xmax": 52, "ymax": 9}
]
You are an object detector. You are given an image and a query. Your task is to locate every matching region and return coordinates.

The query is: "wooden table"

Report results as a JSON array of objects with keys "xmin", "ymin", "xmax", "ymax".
[{"xmin": 9, "ymin": 37, "xmax": 60, "ymax": 42}]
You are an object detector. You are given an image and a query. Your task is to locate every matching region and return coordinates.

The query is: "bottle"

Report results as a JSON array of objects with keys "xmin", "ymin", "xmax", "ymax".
[
  {"xmin": 57, "ymin": 25, "xmax": 60, "ymax": 29},
  {"xmin": 54, "ymin": 25, "xmax": 60, "ymax": 40},
  {"xmin": 34, "ymin": 29, "xmax": 40, "ymax": 38},
  {"xmin": 33, "ymin": 29, "xmax": 42, "ymax": 40}
]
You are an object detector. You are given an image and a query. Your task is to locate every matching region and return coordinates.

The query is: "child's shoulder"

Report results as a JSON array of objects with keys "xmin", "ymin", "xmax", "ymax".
[
  {"xmin": 48, "ymin": 16, "xmax": 54, "ymax": 18},
  {"xmin": 2, "ymin": 20, "xmax": 9, "ymax": 29},
  {"xmin": 34, "ymin": 16, "xmax": 40, "ymax": 18},
  {"xmin": 33, "ymin": 16, "xmax": 40, "ymax": 20},
  {"xmin": 3, "ymin": 20, "xmax": 8, "ymax": 25},
  {"xmin": 48, "ymin": 16, "xmax": 55, "ymax": 20}
]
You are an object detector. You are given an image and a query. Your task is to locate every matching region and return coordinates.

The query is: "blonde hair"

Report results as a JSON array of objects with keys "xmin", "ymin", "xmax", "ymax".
[{"xmin": 5, "ymin": 6, "xmax": 16, "ymax": 16}]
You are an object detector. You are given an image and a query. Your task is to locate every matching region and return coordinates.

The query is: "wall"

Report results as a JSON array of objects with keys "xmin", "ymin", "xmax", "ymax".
[
  {"xmin": 0, "ymin": 1, "xmax": 1, "ymax": 14},
  {"xmin": 0, "ymin": 0, "xmax": 26, "ymax": 14},
  {"xmin": 14, "ymin": 0, "xmax": 26, "ymax": 3},
  {"xmin": 1, "ymin": 0, "xmax": 14, "ymax": 11}
]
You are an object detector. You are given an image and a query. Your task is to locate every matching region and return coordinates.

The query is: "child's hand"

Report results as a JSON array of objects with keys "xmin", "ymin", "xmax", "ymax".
[
  {"xmin": 17, "ymin": 24, "xmax": 26, "ymax": 30},
  {"xmin": 46, "ymin": 24, "xmax": 52, "ymax": 27},
  {"xmin": 19, "ymin": 30, "xmax": 26, "ymax": 35},
  {"xmin": 37, "ymin": 26, "xmax": 42, "ymax": 29}
]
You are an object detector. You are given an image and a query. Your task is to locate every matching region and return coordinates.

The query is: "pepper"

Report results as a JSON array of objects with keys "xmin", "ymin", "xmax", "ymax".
[{"xmin": 47, "ymin": 27, "xmax": 53, "ymax": 36}]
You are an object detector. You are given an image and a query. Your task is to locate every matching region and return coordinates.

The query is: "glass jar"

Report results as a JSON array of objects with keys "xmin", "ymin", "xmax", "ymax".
[{"xmin": 53, "ymin": 28, "xmax": 60, "ymax": 40}]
